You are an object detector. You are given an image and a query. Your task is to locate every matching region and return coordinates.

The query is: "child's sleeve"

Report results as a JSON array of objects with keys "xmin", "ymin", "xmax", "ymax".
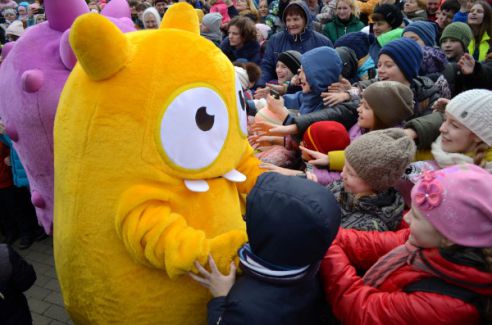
[
  {"xmin": 320, "ymin": 243, "xmax": 479, "ymax": 324},
  {"xmin": 7, "ymin": 245, "xmax": 36, "ymax": 292},
  {"xmin": 207, "ymin": 297, "xmax": 227, "ymax": 325}
]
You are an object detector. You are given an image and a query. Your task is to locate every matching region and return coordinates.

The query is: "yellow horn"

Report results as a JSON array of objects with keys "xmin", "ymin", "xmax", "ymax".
[
  {"xmin": 70, "ymin": 13, "xmax": 131, "ymax": 81},
  {"xmin": 160, "ymin": 2, "xmax": 199, "ymax": 34}
]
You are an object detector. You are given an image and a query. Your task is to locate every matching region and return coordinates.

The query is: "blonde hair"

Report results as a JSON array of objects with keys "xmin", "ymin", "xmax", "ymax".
[
  {"xmin": 336, "ymin": 0, "xmax": 360, "ymax": 17},
  {"xmin": 472, "ymin": 141, "xmax": 490, "ymax": 167}
]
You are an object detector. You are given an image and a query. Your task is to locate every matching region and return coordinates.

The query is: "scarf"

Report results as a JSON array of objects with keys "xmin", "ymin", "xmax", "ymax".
[
  {"xmin": 431, "ymin": 136, "xmax": 492, "ymax": 172},
  {"xmin": 238, "ymin": 244, "xmax": 318, "ymax": 284}
]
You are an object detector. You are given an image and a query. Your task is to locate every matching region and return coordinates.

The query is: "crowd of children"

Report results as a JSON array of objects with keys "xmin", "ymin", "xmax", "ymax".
[{"xmin": 1, "ymin": 0, "xmax": 492, "ymax": 323}]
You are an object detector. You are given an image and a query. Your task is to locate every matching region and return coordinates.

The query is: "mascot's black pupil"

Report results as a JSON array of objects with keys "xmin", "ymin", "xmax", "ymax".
[
  {"xmin": 195, "ymin": 106, "xmax": 215, "ymax": 131},
  {"xmin": 238, "ymin": 91, "xmax": 246, "ymax": 111}
]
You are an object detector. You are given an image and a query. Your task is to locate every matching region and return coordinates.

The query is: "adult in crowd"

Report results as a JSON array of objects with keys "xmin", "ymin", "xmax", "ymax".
[
  {"xmin": 257, "ymin": 1, "xmax": 333, "ymax": 86},
  {"xmin": 154, "ymin": 0, "xmax": 167, "ymax": 18},
  {"xmin": 322, "ymin": 0, "xmax": 365, "ymax": 43},
  {"xmin": 426, "ymin": 0, "xmax": 440, "ymax": 21},
  {"xmin": 142, "ymin": 6, "xmax": 161, "ymax": 29},
  {"xmin": 220, "ymin": 15, "xmax": 261, "ymax": 64},
  {"xmin": 403, "ymin": 0, "xmax": 428, "ymax": 20}
]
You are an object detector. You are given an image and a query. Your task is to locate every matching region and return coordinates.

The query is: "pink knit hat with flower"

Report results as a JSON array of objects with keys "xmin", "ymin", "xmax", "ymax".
[{"xmin": 411, "ymin": 164, "xmax": 492, "ymax": 247}]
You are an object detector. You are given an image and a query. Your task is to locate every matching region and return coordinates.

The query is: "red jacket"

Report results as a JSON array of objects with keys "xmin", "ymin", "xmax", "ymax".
[
  {"xmin": 320, "ymin": 228, "xmax": 492, "ymax": 324},
  {"xmin": 0, "ymin": 142, "xmax": 12, "ymax": 189}
]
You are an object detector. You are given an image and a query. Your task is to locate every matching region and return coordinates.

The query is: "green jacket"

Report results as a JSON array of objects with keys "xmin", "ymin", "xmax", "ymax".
[{"xmin": 322, "ymin": 15, "xmax": 365, "ymax": 43}]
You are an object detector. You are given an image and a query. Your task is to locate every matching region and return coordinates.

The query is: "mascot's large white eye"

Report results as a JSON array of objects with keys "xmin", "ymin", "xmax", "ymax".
[
  {"xmin": 235, "ymin": 77, "xmax": 248, "ymax": 137},
  {"xmin": 159, "ymin": 87, "xmax": 229, "ymax": 170}
]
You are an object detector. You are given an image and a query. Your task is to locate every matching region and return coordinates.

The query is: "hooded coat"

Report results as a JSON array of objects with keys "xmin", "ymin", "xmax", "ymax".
[
  {"xmin": 320, "ymin": 228, "xmax": 492, "ymax": 324},
  {"xmin": 207, "ymin": 173, "xmax": 341, "ymax": 325},
  {"xmin": 258, "ymin": 2, "xmax": 333, "ymax": 86}
]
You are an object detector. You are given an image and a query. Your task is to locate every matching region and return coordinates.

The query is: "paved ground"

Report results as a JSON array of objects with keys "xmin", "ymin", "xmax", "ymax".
[{"xmin": 15, "ymin": 236, "xmax": 74, "ymax": 325}]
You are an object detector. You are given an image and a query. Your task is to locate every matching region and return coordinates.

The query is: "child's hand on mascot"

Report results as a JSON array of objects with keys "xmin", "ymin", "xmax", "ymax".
[{"xmin": 189, "ymin": 256, "xmax": 237, "ymax": 298}]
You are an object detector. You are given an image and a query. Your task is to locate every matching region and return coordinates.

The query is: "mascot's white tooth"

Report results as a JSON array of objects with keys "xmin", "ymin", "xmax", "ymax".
[
  {"xmin": 184, "ymin": 179, "xmax": 210, "ymax": 192},
  {"xmin": 222, "ymin": 169, "xmax": 247, "ymax": 182}
]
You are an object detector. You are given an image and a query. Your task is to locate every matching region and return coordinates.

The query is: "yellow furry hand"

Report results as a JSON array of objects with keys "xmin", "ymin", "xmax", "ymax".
[{"xmin": 208, "ymin": 230, "xmax": 247, "ymax": 275}]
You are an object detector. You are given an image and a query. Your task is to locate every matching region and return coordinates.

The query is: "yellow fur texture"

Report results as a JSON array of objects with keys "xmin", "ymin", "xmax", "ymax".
[{"xmin": 53, "ymin": 4, "xmax": 263, "ymax": 324}]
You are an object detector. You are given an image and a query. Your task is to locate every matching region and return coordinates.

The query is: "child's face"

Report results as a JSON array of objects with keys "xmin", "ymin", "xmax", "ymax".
[
  {"xmin": 441, "ymin": 38, "xmax": 464, "ymax": 60},
  {"xmin": 275, "ymin": 61, "xmax": 294, "ymax": 84},
  {"xmin": 468, "ymin": 3, "xmax": 485, "ymax": 25},
  {"xmin": 404, "ymin": 0, "xmax": 419, "ymax": 13},
  {"xmin": 341, "ymin": 161, "xmax": 374, "ymax": 195},
  {"xmin": 403, "ymin": 31, "xmax": 425, "ymax": 47},
  {"xmin": 436, "ymin": 9, "xmax": 455, "ymax": 28},
  {"xmin": 259, "ymin": 1, "xmax": 269, "ymax": 17},
  {"xmin": 298, "ymin": 67, "xmax": 311, "ymax": 93},
  {"xmin": 356, "ymin": 99, "xmax": 375, "ymax": 129},
  {"xmin": 377, "ymin": 54, "xmax": 409, "ymax": 84},
  {"xmin": 404, "ymin": 206, "xmax": 445, "ymax": 248},
  {"xmin": 18, "ymin": 7, "xmax": 27, "ymax": 16},
  {"xmin": 372, "ymin": 20, "xmax": 392, "ymax": 37},
  {"xmin": 439, "ymin": 112, "xmax": 481, "ymax": 153}
]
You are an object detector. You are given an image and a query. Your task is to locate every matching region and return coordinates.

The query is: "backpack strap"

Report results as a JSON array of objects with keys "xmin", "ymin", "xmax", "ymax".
[{"xmin": 404, "ymin": 277, "xmax": 485, "ymax": 320}]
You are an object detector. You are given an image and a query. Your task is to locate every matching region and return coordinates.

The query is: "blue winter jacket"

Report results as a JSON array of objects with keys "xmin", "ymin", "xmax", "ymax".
[
  {"xmin": 0, "ymin": 135, "xmax": 29, "ymax": 188},
  {"xmin": 258, "ymin": 1, "xmax": 333, "ymax": 86}
]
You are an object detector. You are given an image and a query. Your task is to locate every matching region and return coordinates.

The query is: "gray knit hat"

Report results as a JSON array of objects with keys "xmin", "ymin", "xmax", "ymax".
[
  {"xmin": 446, "ymin": 89, "xmax": 492, "ymax": 146},
  {"xmin": 345, "ymin": 128, "xmax": 416, "ymax": 192},
  {"xmin": 362, "ymin": 81, "xmax": 414, "ymax": 128},
  {"xmin": 440, "ymin": 22, "xmax": 473, "ymax": 50}
]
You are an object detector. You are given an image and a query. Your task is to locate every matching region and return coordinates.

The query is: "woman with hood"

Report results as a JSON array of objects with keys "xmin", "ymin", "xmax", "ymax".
[{"xmin": 257, "ymin": 1, "xmax": 333, "ymax": 87}]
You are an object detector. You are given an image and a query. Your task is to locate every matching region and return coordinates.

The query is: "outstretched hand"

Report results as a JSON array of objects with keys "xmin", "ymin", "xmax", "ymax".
[
  {"xmin": 457, "ymin": 53, "xmax": 475, "ymax": 75},
  {"xmin": 300, "ymin": 146, "xmax": 330, "ymax": 166},
  {"xmin": 189, "ymin": 256, "xmax": 237, "ymax": 298}
]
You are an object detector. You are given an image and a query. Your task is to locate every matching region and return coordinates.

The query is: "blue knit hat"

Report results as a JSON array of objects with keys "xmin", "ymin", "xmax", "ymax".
[
  {"xmin": 403, "ymin": 21, "xmax": 438, "ymax": 47},
  {"xmin": 334, "ymin": 32, "xmax": 376, "ymax": 60},
  {"xmin": 379, "ymin": 38, "xmax": 423, "ymax": 82},
  {"xmin": 301, "ymin": 46, "xmax": 342, "ymax": 93}
]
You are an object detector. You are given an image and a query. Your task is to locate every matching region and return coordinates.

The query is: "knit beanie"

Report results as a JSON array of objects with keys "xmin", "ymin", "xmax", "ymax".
[
  {"xmin": 373, "ymin": 4, "xmax": 404, "ymax": 29},
  {"xmin": 379, "ymin": 38, "xmax": 423, "ymax": 82},
  {"xmin": 255, "ymin": 23, "xmax": 271, "ymax": 40},
  {"xmin": 303, "ymin": 121, "xmax": 350, "ymax": 154},
  {"xmin": 335, "ymin": 32, "xmax": 376, "ymax": 60},
  {"xmin": 411, "ymin": 164, "xmax": 492, "ymax": 247},
  {"xmin": 403, "ymin": 21, "xmax": 438, "ymax": 47},
  {"xmin": 363, "ymin": 81, "xmax": 414, "ymax": 127},
  {"xmin": 445, "ymin": 89, "xmax": 492, "ymax": 146},
  {"xmin": 336, "ymin": 47, "xmax": 358, "ymax": 80},
  {"xmin": 440, "ymin": 22, "xmax": 473, "ymax": 50},
  {"xmin": 235, "ymin": 66, "xmax": 250, "ymax": 89},
  {"xmin": 345, "ymin": 128, "xmax": 416, "ymax": 192},
  {"xmin": 277, "ymin": 50, "xmax": 301, "ymax": 75},
  {"xmin": 5, "ymin": 20, "xmax": 24, "ymax": 38}
]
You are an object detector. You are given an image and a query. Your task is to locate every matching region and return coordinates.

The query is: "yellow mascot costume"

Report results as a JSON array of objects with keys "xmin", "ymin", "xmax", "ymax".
[{"xmin": 53, "ymin": 3, "xmax": 263, "ymax": 324}]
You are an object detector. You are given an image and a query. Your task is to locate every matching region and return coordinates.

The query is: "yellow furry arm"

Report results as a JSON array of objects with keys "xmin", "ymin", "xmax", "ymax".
[
  {"xmin": 116, "ymin": 184, "xmax": 247, "ymax": 278},
  {"xmin": 328, "ymin": 150, "xmax": 345, "ymax": 171},
  {"xmin": 235, "ymin": 145, "xmax": 265, "ymax": 194}
]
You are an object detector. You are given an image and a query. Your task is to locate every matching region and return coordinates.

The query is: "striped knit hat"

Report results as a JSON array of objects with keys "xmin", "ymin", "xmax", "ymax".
[{"xmin": 379, "ymin": 38, "xmax": 423, "ymax": 82}]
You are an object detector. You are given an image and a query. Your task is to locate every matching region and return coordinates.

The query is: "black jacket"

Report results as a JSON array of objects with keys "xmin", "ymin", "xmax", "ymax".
[
  {"xmin": 0, "ymin": 244, "xmax": 36, "ymax": 325},
  {"xmin": 207, "ymin": 173, "xmax": 341, "ymax": 325}
]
